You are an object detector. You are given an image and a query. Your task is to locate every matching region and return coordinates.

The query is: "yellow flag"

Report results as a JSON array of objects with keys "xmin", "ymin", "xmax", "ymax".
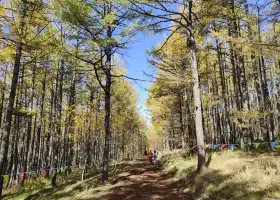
[{"xmin": 3, "ymin": 175, "xmax": 9, "ymax": 184}]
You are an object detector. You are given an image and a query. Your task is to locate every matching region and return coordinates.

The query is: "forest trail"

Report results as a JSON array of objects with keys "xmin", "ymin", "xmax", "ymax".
[
  {"xmin": 5, "ymin": 157, "xmax": 191, "ymax": 200},
  {"xmin": 95, "ymin": 157, "xmax": 187, "ymax": 200}
]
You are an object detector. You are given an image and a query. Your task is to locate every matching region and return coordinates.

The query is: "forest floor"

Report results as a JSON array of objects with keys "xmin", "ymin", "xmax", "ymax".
[
  {"xmin": 4, "ymin": 150, "xmax": 280, "ymax": 200},
  {"xmin": 3, "ymin": 157, "xmax": 188, "ymax": 200}
]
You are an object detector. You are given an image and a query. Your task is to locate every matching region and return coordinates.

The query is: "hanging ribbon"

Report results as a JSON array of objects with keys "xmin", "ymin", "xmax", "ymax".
[
  {"xmin": 52, "ymin": 168, "xmax": 57, "ymax": 173},
  {"xmin": 229, "ymin": 144, "xmax": 235, "ymax": 150},
  {"xmin": 31, "ymin": 171, "xmax": 37, "ymax": 177},
  {"xmin": 254, "ymin": 143, "xmax": 260, "ymax": 149},
  {"xmin": 212, "ymin": 144, "xmax": 219, "ymax": 149},
  {"xmin": 221, "ymin": 144, "xmax": 227, "ymax": 149},
  {"xmin": 19, "ymin": 172, "xmax": 25, "ymax": 181},
  {"xmin": 3, "ymin": 175, "xmax": 9, "ymax": 184},
  {"xmin": 271, "ymin": 142, "xmax": 277, "ymax": 149},
  {"xmin": 60, "ymin": 167, "xmax": 65, "ymax": 174}
]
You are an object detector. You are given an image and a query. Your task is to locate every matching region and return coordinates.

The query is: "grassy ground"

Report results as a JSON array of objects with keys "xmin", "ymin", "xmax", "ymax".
[
  {"xmin": 4, "ymin": 150, "xmax": 280, "ymax": 200},
  {"xmin": 161, "ymin": 149, "xmax": 280, "ymax": 200},
  {"xmin": 2, "ymin": 161, "xmax": 136, "ymax": 200}
]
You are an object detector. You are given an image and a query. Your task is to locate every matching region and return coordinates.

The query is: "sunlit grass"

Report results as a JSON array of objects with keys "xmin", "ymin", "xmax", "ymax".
[{"xmin": 161, "ymin": 149, "xmax": 280, "ymax": 200}]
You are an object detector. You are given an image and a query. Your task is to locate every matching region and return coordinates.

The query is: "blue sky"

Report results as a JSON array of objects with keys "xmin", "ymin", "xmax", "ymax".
[{"xmin": 121, "ymin": 32, "xmax": 164, "ymax": 121}]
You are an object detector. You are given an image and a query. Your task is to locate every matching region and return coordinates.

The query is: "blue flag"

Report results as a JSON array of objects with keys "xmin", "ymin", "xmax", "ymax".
[
  {"xmin": 229, "ymin": 144, "xmax": 235, "ymax": 150},
  {"xmin": 271, "ymin": 142, "xmax": 276, "ymax": 149}
]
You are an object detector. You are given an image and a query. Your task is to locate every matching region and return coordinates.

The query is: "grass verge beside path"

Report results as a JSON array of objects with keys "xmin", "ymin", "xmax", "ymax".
[
  {"xmin": 2, "ymin": 160, "xmax": 138, "ymax": 200},
  {"xmin": 161, "ymin": 150, "xmax": 280, "ymax": 200},
  {"xmin": 5, "ymin": 151, "xmax": 280, "ymax": 200}
]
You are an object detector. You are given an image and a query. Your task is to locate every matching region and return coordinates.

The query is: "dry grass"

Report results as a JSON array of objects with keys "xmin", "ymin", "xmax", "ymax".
[
  {"xmin": 2, "ymin": 160, "xmax": 137, "ymax": 200},
  {"xmin": 161, "ymin": 150, "xmax": 280, "ymax": 200},
  {"xmin": 5, "ymin": 152, "xmax": 280, "ymax": 200}
]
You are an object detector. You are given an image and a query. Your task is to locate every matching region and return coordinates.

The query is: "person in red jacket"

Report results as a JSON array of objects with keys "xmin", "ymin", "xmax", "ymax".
[{"xmin": 147, "ymin": 150, "xmax": 153, "ymax": 164}]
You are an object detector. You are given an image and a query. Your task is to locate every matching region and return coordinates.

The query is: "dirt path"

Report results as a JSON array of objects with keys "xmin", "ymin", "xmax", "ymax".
[
  {"xmin": 5, "ymin": 157, "xmax": 189, "ymax": 200},
  {"xmin": 96, "ymin": 157, "xmax": 187, "ymax": 200}
]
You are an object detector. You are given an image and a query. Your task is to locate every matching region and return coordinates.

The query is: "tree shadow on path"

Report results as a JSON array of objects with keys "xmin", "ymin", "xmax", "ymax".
[{"xmin": 87, "ymin": 159, "xmax": 189, "ymax": 200}]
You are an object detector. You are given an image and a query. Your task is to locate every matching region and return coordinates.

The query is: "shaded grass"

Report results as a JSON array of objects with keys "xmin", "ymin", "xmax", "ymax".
[
  {"xmin": 2, "ymin": 160, "xmax": 138, "ymax": 200},
  {"xmin": 161, "ymin": 150, "xmax": 280, "ymax": 200}
]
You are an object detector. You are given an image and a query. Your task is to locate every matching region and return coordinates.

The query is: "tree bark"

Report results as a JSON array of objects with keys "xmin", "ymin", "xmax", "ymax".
[
  {"xmin": 102, "ymin": 24, "xmax": 112, "ymax": 184},
  {"xmin": 187, "ymin": 0, "xmax": 205, "ymax": 172},
  {"xmin": 0, "ymin": 42, "xmax": 23, "ymax": 174}
]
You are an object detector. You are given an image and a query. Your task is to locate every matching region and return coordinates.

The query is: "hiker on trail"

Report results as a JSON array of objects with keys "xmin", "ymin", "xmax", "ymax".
[
  {"xmin": 144, "ymin": 150, "xmax": 147, "ymax": 156},
  {"xmin": 154, "ymin": 150, "xmax": 157, "ymax": 162},
  {"xmin": 148, "ymin": 150, "xmax": 153, "ymax": 164}
]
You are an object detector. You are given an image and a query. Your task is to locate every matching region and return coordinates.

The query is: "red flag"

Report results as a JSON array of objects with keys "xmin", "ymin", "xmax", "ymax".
[{"xmin": 19, "ymin": 172, "xmax": 25, "ymax": 181}]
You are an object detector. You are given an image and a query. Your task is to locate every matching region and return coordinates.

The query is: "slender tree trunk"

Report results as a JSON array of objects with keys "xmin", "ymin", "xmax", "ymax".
[
  {"xmin": 21, "ymin": 64, "xmax": 36, "ymax": 185},
  {"xmin": 187, "ymin": 0, "xmax": 205, "ymax": 172},
  {"xmin": 0, "ymin": 0, "xmax": 27, "ymax": 177},
  {"xmin": 102, "ymin": 63, "xmax": 112, "ymax": 184},
  {"xmin": 0, "ymin": 42, "xmax": 23, "ymax": 174},
  {"xmin": 0, "ymin": 65, "xmax": 7, "ymax": 129},
  {"xmin": 102, "ymin": 24, "xmax": 112, "ymax": 184},
  {"xmin": 35, "ymin": 72, "xmax": 47, "ymax": 169}
]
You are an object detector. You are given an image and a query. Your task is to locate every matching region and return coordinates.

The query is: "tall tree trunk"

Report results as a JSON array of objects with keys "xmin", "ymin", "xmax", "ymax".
[
  {"xmin": 102, "ymin": 24, "xmax": 112, "ymax": 184},
  {"xmin": 0, "ymin": 42, "xmax": 23, "ymax": 174},
  {"xmin": 22, "ymin": 64, "xmax": 36, "ymax": 185},
  {"xmin": 34, "ymin": 72, "xmax": 47, "ymax": 169},
  {"xmin": 47, "ymin": 77, "xmax": 55, "ymax": 169},
  {"xmin": 187, "ymin": 0, "xmax": 205, "ymax": 172},
  {"xmin": 0, "ymin": 0, "xmax": 27, "ymax": 177},
  {"xmin": 102, "ymin": 64, "xmax": 112, "ymax": 184}
]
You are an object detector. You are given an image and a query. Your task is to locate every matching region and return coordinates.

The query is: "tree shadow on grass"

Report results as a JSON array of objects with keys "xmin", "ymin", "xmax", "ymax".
[
  {"xmin": 90, "ymin": 160, "xmax": 279, "ymax": 200},
  {"xmin": 24, "ymin": 186, "xmax": 63, "ymax": 200},
  {"xmin": 12, "ymin": 161, "xmax": 140, "ymax": 200},
  {"xmin": 182, "ymin": 169, "xmax": 280, "ymax": 200},
  {"xmin": 5, "ymin": 157, "xmax": 279, "ymax": 200},
  {"xmin": 206, "ymin": 152, "xmax": 212, "ymax": 168}
]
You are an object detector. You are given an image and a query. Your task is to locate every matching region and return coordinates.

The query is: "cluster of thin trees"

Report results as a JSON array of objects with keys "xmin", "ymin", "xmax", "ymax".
[
  {"xmin": 2, "ymin": 0, "xmax": 279, "ymax": 185},
  {"xmin": 0, "ymin": 0, "xmax": 147, "ymax": 186},
  {"xmin": 147, "ymin": 0, "xmax": 280, "ymax": 169}
]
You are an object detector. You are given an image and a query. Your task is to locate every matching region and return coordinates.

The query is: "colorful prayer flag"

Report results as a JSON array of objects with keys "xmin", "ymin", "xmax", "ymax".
[
  {"xmin": 229, "ymin": 144, "xmax": 235, "ymax": 150},
  {"xmin": 60, "ymin": 167, "xmax": 65, "ymax": 173},
  {"xmin": 205, "ymin": 144, "xmax": 210, "ymax": 149},
  {"xmin": 254, "ymin": 143, "xmax": 260, "ymax": 149},
  {"xmin": 19, "ymin": 172, "xmax": 25, "ymax": 181},
  {"xmin": 31, "ymin": 171, "xmax": 37, "ymax": 177},
  {"xmin": 41, "ymin": 170, "xmax": 47, "ymax": 175},
  {"xmin": 212, "ymin": 144, "xmax": 219, "ymax": 149},
  {"xmin": 271, "ymin": 142, "xmax": 276, "ymax": 149},
  {"xmin": 221, "ymin": 144, "xmax": 227, "ymax": 149},
  {"xmin": 3, "ymin": 175, "xmax": 9, "ymax": 184}
]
